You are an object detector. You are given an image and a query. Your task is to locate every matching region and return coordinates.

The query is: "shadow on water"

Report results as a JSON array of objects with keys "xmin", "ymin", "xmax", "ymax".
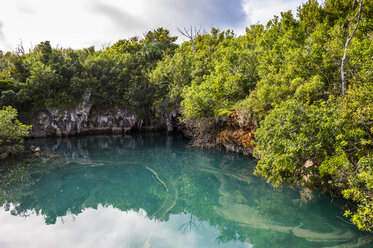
[{"xmin": 0, "ymin": 134, "xmax": 372, "ymax": 247}]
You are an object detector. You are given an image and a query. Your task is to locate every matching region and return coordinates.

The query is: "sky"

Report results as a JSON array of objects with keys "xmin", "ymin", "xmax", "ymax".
[
  {"xmin": 0, "ymin": 0, "xmax": 304, "ymax": 52},
  {"xmin": 0, "ymin": 206, "xmax": 254, "ymax": 247}
]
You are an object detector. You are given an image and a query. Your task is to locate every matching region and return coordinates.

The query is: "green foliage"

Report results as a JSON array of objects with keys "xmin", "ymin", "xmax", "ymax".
[
  {"xmin": 151, "ymin": 29, "xmax": 258, "ymax": 121},
  {"xmin": 149, "ymin": 48, "xmax": 194, "ymax": 119},
  {"xmin": 320, "ymin": 84, "xmax": 373, "ymax": 231},
  {"xmin": 0, "ymin": 80, "xmax": 14, "ymax": 91},
  {"xmin": 255, "ymin": 84, "xmax": 373, "ymax": 230},
  {"xmin": 254, "ymin": 99, "xmax": 340, "ymax": 187},
  {"xmin": 293, "ymin": 76, "xmax": 325, "ymax": 103},
  {"xmin": 0, "ymin": 0, "xmax": 371, "ymax": 232},
  {"xmin": 85, "ymin": 50, "xmax": 132, "ymax": 109},
  {"xmin": 85, "ymin": 28, "xmax": 178, "ymax": 119},
  {"xmin": 0, "ymin": 90, "xmax": 17, "ymax": 107},
  {"xmin": 0, "ymin": 29, "xmax": 178, "ymax": 119},
  {"xmin": 182, "ymin": 36, "xmax": 258, "ymax": 120},
  {"xmin": 0, "ymin": 106, "xmax": 31, "ymax": 159}
]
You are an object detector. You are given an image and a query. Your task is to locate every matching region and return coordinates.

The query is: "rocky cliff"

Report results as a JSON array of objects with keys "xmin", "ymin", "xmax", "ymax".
[
  {"xmin": 29, "ymin": 90, "xmax": 144, "ymax": 137},
  {"xmin": 217, "ymin": 110, "xmax": 256, "ymax": 156},
  {"xmin": 182, "ymin": 110, "xmax": 257, "ymax": 156},
  {"xmin": 28, "ymin": 92, "xmax": 255, "ymax": 157}
]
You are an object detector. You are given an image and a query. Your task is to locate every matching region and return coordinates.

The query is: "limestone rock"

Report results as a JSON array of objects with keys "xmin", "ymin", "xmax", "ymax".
[
  {"xmin": 304, "ymin": 159, "xmax": 314, "ymax": 168},
  {"xmin": 95, "ymin": 109, "xmax": 138, "ymax": 132},
  {"xmin": 28, "ymin": 90, "xmax": 144, "ymax": 137},
  {"xmin": 30, "ymin": 145, "xmax": 41, "ymax": 153},
  {"xmin": 29, "ymin": 90, "xmax": 92, "ymax": 137}
]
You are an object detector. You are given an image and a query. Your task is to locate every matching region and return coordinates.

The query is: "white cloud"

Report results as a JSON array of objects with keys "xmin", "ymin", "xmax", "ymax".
[
  {"xmin": 241, "ymin": 0, "xmax": 302, "ymax": 26},
  {"xmin": 0, "ymin": 0, "xmax": 304, "ymax": 52},
  {"xmin": 15, "ymin": 0, "xmax": 35, "ymax": 14},
  {"xmin": 0, "ymin": 22, "xmax": 12, "ymax": 50},
  {"xmin": 0, "ymin": 205, "xmax": 252, "ymax": 247}
]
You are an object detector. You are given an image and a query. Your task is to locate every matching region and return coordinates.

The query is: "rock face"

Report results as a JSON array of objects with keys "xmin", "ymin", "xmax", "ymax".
[
  {"xmin": 220, "ymin": 136, "xmax": 254, "ymax": 156},
  {"xmin": 182, "ymin": 110, "xmax": 257, "ymax": 155},
  {"xmin": 218, "ymin": 110, "xmax": 257, "ymax": 156},
  {"xmin": 29, "ymin": 90, "xmax": 142, "ymax": 137},
  {"xmin": 30, "ymin": 90, "xmax": 92, "ymax": 137},
  {"xmin": 94, "ymin": 109, "xmax": 140, "ymax": 134},
  {"xmin": 164, "ymin": 105, "xmax": 183, "ymax": 133},
  {"xmin": 28, "ymin": 91, "xmax": 255, "ymax": 158}
]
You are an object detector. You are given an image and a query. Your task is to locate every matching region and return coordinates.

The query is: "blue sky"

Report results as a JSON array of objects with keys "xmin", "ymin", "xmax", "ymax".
[{"xmin": 0, "ymin": 0, "xmax": 304, "ymax": 51}]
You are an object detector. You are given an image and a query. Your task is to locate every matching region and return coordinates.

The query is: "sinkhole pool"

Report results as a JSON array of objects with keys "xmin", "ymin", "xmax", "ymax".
[{"xmin": 0, "ymin": 134, "xmax": 372, "ymax": 248}]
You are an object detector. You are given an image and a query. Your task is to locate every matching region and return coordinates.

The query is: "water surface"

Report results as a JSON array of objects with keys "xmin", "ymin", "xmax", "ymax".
[{"xmin": 0, "ymin": 134, "xmax": 372, "ymax": 247}]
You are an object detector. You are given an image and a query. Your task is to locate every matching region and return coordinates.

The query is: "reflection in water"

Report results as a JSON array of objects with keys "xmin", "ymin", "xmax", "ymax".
[
  {"xmin": 0, "ymin": 134, "xmax": 372, "ymax": 248},
  {"xmin": 0, "ymin": 205, "xmax": 249, "ymax": 248}
]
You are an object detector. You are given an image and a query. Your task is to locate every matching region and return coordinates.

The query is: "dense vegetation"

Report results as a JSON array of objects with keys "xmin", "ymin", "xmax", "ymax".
[
  {"xmin": 0, "ymin": 29, "xmax": 177, "ymax": 119},
  {"xmin": 0, "ymin": 106, "xmax": 31, "ymax": 159},
  {"xmin": 0, "ymin": 0, "xmax": 372, "ymax": 230}
]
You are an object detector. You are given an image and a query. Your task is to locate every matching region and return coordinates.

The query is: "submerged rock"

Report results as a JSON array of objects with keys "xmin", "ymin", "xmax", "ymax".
[{"xmin": 30, "ymin": 145, "xmax": 40, "ymax": 153}]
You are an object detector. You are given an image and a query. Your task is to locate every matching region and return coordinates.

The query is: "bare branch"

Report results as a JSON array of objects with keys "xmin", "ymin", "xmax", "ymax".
[
  {"xmin": 15, "ymin": 39, "xmax": 25, "ymax": 56},
  {"xmin": 177, "ymin": 26, "xmax": 201, "ymax": 53},
  {"xmin": 67, "ymin": 60, "xmax": 79, "ymax": 69}
]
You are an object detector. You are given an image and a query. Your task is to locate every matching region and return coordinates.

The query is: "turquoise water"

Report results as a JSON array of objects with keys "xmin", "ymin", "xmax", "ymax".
[{"xmin": 0, "ymin": 134, "xmax": 372, "ymax": 248}]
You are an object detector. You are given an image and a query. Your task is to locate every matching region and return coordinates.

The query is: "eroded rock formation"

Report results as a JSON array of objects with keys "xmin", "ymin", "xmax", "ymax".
[{"xmin": 29, "ymin": 90, "xmax": 143, "ymax": 137}]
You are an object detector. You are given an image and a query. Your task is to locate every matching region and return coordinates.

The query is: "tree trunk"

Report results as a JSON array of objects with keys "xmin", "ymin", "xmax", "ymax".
[{"xmin": 341, "ymin": 0, "xmax": 363, "ymax": 95}]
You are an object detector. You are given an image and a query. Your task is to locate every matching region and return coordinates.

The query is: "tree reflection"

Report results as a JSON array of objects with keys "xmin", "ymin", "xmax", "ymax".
[{"xmin": 0, "ymin": 134, "xmax": 371, "ymax": 247}]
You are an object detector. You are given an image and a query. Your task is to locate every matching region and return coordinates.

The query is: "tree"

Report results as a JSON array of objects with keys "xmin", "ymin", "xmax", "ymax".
[
  {"xmin": 0, "ymin": 106, "xmax": 31, "ymax": 159},
  {"xmin": 177, "ymin": 26, "xmax": 201, "ymax": 53},
  {"xmin": 341, "ymin": 0, "xmax": 363, "ymax": 95},
  {"xmin": 254, "ymin": 99, "xmax": 340, "ymax": 187}
]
